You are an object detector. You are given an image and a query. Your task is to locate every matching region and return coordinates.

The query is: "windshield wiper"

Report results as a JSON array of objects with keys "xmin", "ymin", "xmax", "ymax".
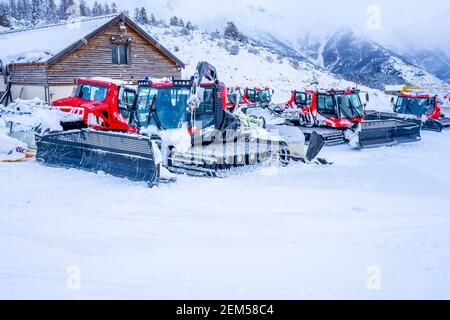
[
  {"xmin": 335, "ymin": 99, "xmax": 353, "ymax": 119},
  {"xmin": 147, "ymin": 95, "xmax": 164, "ymax": 130},
  {"xmin": 402, "ymin": 99, "xmax": 416, "ymax": 115},
  {"xmin": 348, "ymin": 99, "xmax": 361, "ymax": 118}
]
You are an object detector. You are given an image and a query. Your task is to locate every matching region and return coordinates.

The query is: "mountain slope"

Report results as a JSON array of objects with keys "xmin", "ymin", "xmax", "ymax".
[
  {"xmin": 141, "ymin": 24, "xmax": 389, "ymax": 107},
  {"xmin": 400, "ymin": 48, "xmax": 450, "ymax": 83},
  {"xmin": 298, "ymin": 30, "xmax": 447, "ymax": 90}
]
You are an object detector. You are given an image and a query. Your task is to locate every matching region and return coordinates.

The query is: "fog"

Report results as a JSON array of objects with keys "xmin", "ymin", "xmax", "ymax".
[{"xmin": 94, "ymin": 0, "xmax": 450, "ymax": 54}]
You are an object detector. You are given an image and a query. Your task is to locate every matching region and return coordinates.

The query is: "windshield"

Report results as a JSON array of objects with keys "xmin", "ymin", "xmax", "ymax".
[
  {"xmin": 135, "ymin": 86, "xmax": 190, "ymax": 129},
  {"xmin": 75, "ymin": 83, "xmax": 108, "ymax": 102},
  {"xmin": 395, "ymin": 97, "xmax": 430, "ymax": 115},
  {"xmin": 228, "ymin": 93, "xmax": 242, "ymax": 106},
  {"xmin": 246, "ymin": 89, "xmax": 256, "ymax": 102},
  {"xmin": 295, "ymin": 92, "xmax": 310, "ymax": 106},
  {"xmin": 336, "ymin": 94, "xmax": 364, "ymax": 118},
  {"xmin": 257, "ymin": 90, "xmax": 272, "ymax": 103}
]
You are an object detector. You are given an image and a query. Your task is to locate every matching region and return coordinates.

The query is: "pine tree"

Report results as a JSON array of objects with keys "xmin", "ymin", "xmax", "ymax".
[
  {"xmin": 111, "ymin": 2, "xmax": 118, "ymax": 14},
  {"xmin": 9, "ymin": 0, "xmax": 17, "ymax": 19},
  {"xmin": 57, "ymin": 0, "xmax": 64, "ymax": 19},
  {"xmin": 149, "ymin": 13, "xmax": 156, "ymax": 25},
  {"xmin": 16, "ymin": 0, "xmax": 23, "ymax": 20},
  {"xmin": 133, "ymin": 7, "xmax": 139, "ymax": 21},
  {"xmin": 224, "ymin": 21, "xmax": 248, "ymax": 43},
  {"xmin": 186, "ymin": 21, "xmax": 194, "ymax": 30},
  {"xmin": 79, "ymin": 0, "xmax": 87, "ymax": 17},
  {"xmin": 17, "ymin": 0, "xmax": 31, "ymax": 21},
  {"xmin": 84, "ymin": 4, "xmax": 91, "ymax": 17},
  {"xmin": 138, "ymin": 7, "xmax": 148, "ymax": 24},
  {"xmin": 31, "ymin": 0, "xmax": 42, "ymax": 24},
  {"xmin": 45, "ymin": 0, "xmax": 58, "ymax": 23},
  {"xmin": 170, "ymin": 16, "xmax": 179, "ymax": 27},
  {"xmin": 178, "ymin": 18, "xmax": 184, "ymax": 28},
  {"xmin": 91, "ymin": 1, "xmax": 103, "ymax": 16},
  {"xmin": 0, "ymin": 3, "xmax": 12, "ymax": 27},
  {"xmin": 103, "ymin": 2, "xmax": 110, "ymax": 15}
]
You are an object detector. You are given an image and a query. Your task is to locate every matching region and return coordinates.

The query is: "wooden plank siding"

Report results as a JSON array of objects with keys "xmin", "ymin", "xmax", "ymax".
[
  {"xmin": 9, "ymin": 64, "xmax": 47, "ymax": 85},
  {"xmin": 46, "ymin": 22, "xmax": 181, "ymax": 85}
]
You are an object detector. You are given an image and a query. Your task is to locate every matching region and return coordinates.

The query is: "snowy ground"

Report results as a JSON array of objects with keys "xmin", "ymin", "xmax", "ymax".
[{"xmin": 1, "ymin": 129, "xmax": 450, "ymax": 299}]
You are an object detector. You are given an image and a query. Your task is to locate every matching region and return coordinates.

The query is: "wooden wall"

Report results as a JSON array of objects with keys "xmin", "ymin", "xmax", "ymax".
[
  {"xmin": 9, "ymin": 64, "xmax": 47, "ymax": 85},
  {"xmin": 46, "ymin": 21, "xmax": 182, "ymax": 84}
]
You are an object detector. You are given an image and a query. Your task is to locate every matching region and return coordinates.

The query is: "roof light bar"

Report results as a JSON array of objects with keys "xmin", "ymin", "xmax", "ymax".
[{"xmin": 173, "ymin": 80, "xmax": 193, "ymax": 87}]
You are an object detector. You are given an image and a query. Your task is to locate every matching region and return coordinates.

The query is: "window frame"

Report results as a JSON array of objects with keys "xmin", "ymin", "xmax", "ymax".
[
  {"xmin": 112, "ymin": 43, "xmax": 129, "ymax": 65},
  {"xmin": 317, "ymin": 94, "xmax": 337, "ymax": 117}
]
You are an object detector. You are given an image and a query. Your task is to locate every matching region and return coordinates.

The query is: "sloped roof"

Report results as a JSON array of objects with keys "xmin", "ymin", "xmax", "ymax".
[{"xmin": 0, "ymin": 13, "xmax": 185, "ymax": 68}]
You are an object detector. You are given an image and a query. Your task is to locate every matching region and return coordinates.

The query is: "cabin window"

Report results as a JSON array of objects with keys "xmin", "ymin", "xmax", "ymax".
[
  {"xmin": 118, "ymin": 87, "xmax": 136, "ymax": 119},
  {"xmin": 196, "ymin": 88, "xmax": 216, "ymax": 129},
  {"xmin": 317, "ymin": 94, "xmax": 336, "ymax": 117},
  {"xmin": 112, "ymin": 44, "xmax": 128, "ymax": 65}
]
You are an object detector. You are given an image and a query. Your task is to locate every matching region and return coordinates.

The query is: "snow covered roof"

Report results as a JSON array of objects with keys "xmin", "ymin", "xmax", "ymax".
[{"xmin": 0, "ymin": 14, "xmax": 185, "ymax": 68}]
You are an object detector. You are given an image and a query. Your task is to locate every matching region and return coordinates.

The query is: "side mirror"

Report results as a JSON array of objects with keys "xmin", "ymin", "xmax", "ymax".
[
  {"xmin": 272, "ymin": 89, "xmax": 275, "ymax": 94},
  {"xmin": 391, "ymin": 97, "xmax": 395, "ymax": 104},
  {"xmin": 365, "ymin": 93, "xmax": 369, "ymax": 102}
]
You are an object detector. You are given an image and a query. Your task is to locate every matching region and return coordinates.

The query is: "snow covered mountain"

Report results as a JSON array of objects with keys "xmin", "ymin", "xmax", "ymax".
[
  {"xmin": 400, "ymin": 48, "xmax": 450, "ymax": 84},
  {"xmin": 109, "ymin": 0, "xmax": 450, "ymax": 91},
  {"xmin": 297, "ymin": 29, "xmax": 447, "ymax": 90},
  {"xmin": 138, "ymin": 23, "xmax": 390, "ymax": 107}
]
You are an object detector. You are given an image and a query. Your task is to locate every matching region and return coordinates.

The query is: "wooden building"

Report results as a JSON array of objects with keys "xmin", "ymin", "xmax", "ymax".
[{"xmin": 0, "ymin": 13, "xmax": 185, "ymax": 102}]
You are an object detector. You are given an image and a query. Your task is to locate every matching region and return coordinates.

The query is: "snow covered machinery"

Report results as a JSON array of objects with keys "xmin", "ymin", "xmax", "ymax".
[
  {"xmin": 277, "ymin": 88, "xmax": 421, "ymax": 148},
  {"xmin": 128, "ymin": 62, "xmax": 325, "ymax": 176},
  {"xmin": 0, "ymin": 60, "xmax": 13, "ymax": 106},
  {"xmin": 36, "ymin": 78, "xmax": 160, "ymax": 186},
  {"xmin": 51, "ymin": 77, "xmax": 138, "ymax": 132},
  {"xmin": 36, "ymin": 61, "xmax": 325, "ymax": 183},
  {"xmin": 366, "ymin": 86, "xmax": 450, "ymax": 132},
  {"xmin": 228, "ymin": 86, "xmax": 274, "ymax": 110}
]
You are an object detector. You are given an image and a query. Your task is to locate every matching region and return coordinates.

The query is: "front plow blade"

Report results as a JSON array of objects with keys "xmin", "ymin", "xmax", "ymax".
[
  {"xmin": 36, "ymin": 130, "xmax": 159, "ymax": 186},
  {"xmin": 355, "ymin": 119, "xmax": 421, "ymax": 149},
  {"xmin": 306, "ymin": 131, "xmax": 325, "ymax": 161}
]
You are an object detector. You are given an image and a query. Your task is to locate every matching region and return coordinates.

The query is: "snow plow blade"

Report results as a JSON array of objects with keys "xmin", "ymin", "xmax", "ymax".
[
  {"xmin": 365, "ymin": 110, "xmax": 450, "ymax": 133},
  {"xmin": 355, "ymin": 119, "xmax": 421, "ymax": 149},
  {"xmin": 36, "ymin": 130, "xmax": 160, "ymax": 186},
  {"xmin": 306, "ymin": 131, "xmax": 326, "ymax": 161}
]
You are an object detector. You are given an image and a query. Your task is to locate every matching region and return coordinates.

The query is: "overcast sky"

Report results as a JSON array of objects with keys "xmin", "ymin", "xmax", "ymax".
[
  {"xmin": 109, "ymin": 0, "xmax": 449, "ymax": 54},
  {"xmin": 0, "ymin": 0, "xmax": 427, "ymax": 54}
]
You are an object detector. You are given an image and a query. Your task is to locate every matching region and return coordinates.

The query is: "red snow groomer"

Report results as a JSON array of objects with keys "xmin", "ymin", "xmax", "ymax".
[
  {"xmin": 285, "ymin": 88, "xmax": 366, "ymax": 128},
  {"xmin": 126, "ymin": 67, "xmax": 323, "ymax": 175},
  {"xmin": 51, "ymin": 77, "xmax": 137, "ymax": 132},
  {"xmin": 366, "ymin": 86, "xmax": 450, "ymax": 132},
  {"xmin": 37, "ymin": 62, "xmax": 325, "ymax": 182},
  {"xmin": 277, "ymin": 88, "xmax": 421, "ymax": 148},
  {"xmin": 228, "ymin": 86, "xmax": 274, "ymax": 109}
]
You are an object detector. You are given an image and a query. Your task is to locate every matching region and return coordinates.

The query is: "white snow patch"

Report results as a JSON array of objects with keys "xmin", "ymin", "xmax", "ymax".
[{"xmin": 0, "ymin": 16, "xmax": 117, "ymax": 65}]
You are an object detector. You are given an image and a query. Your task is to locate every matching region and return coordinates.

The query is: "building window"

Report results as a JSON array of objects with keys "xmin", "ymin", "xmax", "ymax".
[{"xmin": 112, "ymin": 44, "xmax": 128, "ymax": 65}]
